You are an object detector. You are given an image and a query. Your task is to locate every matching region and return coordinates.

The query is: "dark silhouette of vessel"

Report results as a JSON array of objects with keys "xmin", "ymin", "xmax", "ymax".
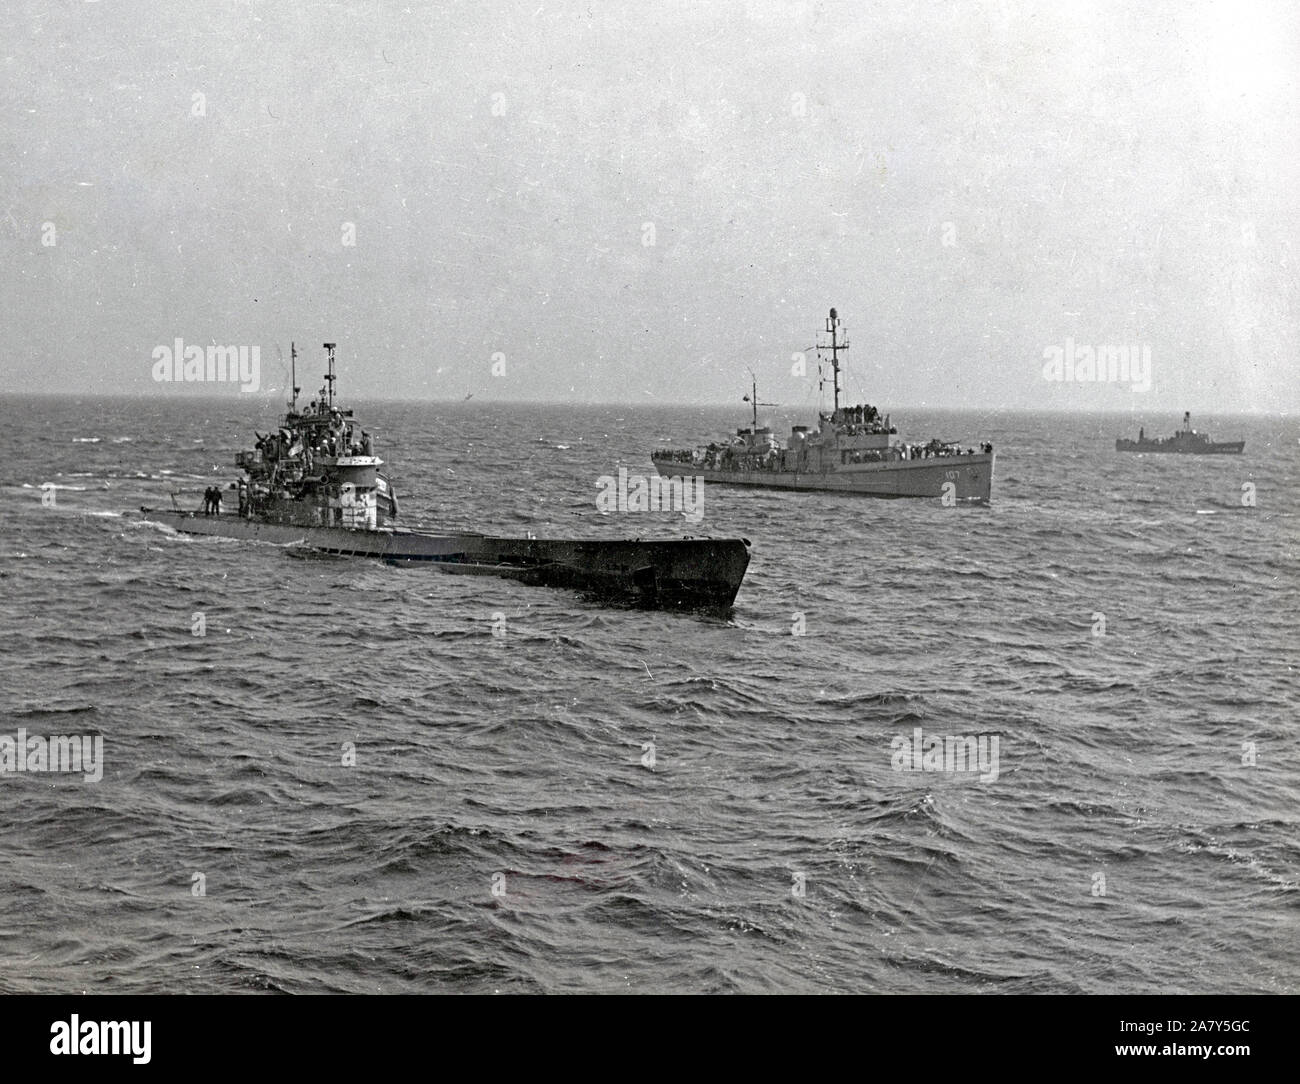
[
  {"xmin": 1116, "ymin": 412, "xmax": 1244, "ymax": 454},
  {"xmin": 141, "ymin": 343, "xmax": 750, "ymax": 610}
]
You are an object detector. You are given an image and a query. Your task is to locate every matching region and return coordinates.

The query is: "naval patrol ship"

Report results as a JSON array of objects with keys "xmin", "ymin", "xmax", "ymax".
[
  {"xmin": 141, "ymin": 343, "xmax": 751, "ymax": 611},
  {"xmin": 653, "ymin": 309, "xmax": 995, "ymax": 502},
  {"xmin": 1116, "ymin": 412, "xmax": 1245, "ymax": 455}
]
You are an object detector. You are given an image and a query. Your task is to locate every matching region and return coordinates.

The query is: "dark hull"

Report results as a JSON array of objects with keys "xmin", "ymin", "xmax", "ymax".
[
  {"xmin": 139, "ymin": 509, "xmax": 750, "ymax": 611},
  {"xmin": 1115, "ymin": 440, "xmax": 1244, "ymax": 455}
]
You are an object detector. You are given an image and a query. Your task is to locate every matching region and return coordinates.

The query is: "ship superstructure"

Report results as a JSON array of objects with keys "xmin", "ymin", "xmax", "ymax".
[{"xmin": 231, "ymin": 343, "xmax": 398, "ymax": 529}]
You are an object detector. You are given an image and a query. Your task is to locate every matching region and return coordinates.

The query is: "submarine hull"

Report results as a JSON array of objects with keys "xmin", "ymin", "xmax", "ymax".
[{"xmin": 139, "ymin": 509, "xmax": 750, "ymax": 611}]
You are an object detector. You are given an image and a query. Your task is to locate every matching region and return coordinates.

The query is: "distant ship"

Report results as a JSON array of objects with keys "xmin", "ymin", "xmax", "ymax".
[
  {"xmin": 1116, "ymin": 412, "xmax": 1244, "ymax": 455},
  {"xmin": 140, "ymin": 343, "xmax": 751, "ymax": 610},
  {"xmin": 652, "ymin": 309, "xmax": 995, "ymax": 502}
]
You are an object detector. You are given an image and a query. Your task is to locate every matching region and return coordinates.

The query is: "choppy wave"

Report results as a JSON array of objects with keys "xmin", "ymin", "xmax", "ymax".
[{"xmin": 0, "ymin": 398, "xmax": 1295, "ymax": 994}]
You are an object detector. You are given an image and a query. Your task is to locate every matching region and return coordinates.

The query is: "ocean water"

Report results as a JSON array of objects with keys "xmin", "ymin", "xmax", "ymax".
[{"xmin": 1, "ymin": 395, "xmax": 1296, "ymax": 994}]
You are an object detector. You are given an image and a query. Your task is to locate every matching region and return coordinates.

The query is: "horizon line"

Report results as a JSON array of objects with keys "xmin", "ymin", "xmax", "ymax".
[{"xmin": 0, "ymin": 390, "xmax": 1290, "ymax": 417}]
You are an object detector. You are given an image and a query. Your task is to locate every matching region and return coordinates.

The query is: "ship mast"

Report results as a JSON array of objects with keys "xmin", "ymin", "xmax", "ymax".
[
  {"xmin": 818, "ymin": 308, "xmax": 849, "ymax": 415},
  {"xmin": 743, "ymin": 369, "xmax": 777, "ymax": 430},
  {"xmin": 323, "ymin": 342, "xmax": 337, "ymax": 408},
  {"xmin": 289, "ymin": 342, "xmax": 300, "ymax": 413}
]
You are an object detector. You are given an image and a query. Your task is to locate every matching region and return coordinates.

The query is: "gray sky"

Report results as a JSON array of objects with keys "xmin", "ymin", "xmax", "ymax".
[{"xmin": 3, "ymin": 0, "xmax": 1296, "ymax": 412}]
